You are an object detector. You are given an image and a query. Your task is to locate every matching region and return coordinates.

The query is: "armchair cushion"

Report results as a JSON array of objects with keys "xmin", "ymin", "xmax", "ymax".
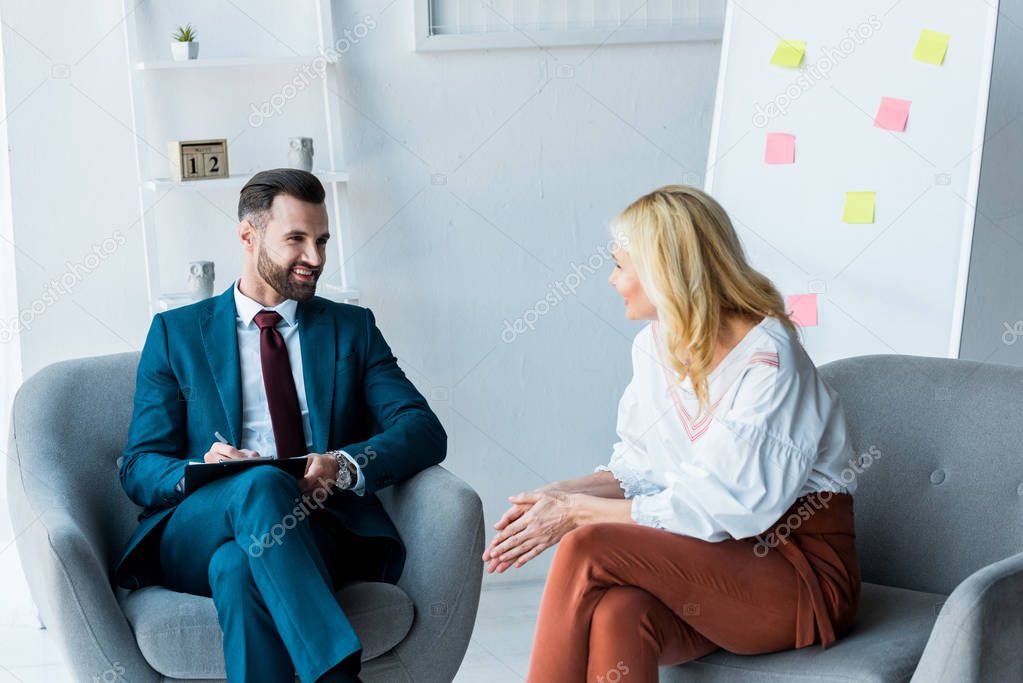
[
  {"xmin": 120, "ymin": 581, "xmax": 413, "ymax": 679},
  {"xmin": 662, "ymin": 583, "xmax": 946, "ymax": 682}
]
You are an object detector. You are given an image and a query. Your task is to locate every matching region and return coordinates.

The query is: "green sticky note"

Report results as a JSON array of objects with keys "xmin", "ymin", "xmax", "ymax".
[
  {"xmin": 912, "ymin": 29, "xmax": 950, "ymax": 65},
  {"xmin": 843, "ymin": 192, "xmax": 876, "ymax": 224},
  {"xmin": 770, "ymin": 39, "xmax": 806, "ymax": 68}
]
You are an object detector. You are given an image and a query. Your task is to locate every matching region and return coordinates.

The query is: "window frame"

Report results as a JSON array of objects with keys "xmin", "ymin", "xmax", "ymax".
[{"xmin": 412, "ymin": 0, "xmax": 724, "ymax": 52}]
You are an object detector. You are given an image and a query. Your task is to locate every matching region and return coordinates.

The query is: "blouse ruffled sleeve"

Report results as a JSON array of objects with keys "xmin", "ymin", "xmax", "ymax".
[
  {"xmin": 594, "ymin": 330, "xmax": 663, "ymax": 498},
  {"xmin": 629, "ymin": 355, "xmax": 821, "ymax": 541}
]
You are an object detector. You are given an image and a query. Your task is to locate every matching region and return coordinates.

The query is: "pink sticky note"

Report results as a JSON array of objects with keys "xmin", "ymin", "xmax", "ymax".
[
  {"xmin": 787, "ymin": 294, "xmax": 818, "ymax": 327},
  {"xmin": 874, "ymin": 97, "xmax": 911, "ymax": 132},
  {"xmin": 765, "ymin": 133, "xmax": 796, "ymax": 164}
]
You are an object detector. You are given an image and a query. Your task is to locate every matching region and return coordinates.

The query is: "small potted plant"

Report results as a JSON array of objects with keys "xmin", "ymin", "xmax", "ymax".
[{"xmin": 170, "ymin": 23, "xmax": 198, "ymax": 61}]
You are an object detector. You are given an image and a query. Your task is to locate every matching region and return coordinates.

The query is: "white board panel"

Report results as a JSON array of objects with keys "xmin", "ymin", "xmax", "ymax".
[{"xmin": 705, "ymin": 0, "xmax": 999, "ymax": 364}]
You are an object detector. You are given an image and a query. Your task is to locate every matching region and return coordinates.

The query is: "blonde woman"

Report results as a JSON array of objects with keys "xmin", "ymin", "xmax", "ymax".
[{"xmin": 482, "ymin": 185, "xmax": 861, "ymax": 682}]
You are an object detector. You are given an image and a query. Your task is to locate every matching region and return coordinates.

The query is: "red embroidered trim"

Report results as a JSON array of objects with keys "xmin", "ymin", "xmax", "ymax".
[
  {"xmin": 650, "ymin": 322, "xmax": 722, "ymax": 442},
  {"xmin": 649, "ymin": 322, "xmax": 779, "ymax": 442},
  {"xmin": 749, "ymin": 351, "xmax": 780, "ymax": 367}
]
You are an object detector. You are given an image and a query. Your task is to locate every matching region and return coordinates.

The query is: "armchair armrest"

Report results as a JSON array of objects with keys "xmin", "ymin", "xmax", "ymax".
[
  {"xmin": 7, "ymin": 409, "xmax": 161, "ymax": 682},
  {"xmin": 912, "ymin": 550, "xmax": 1023, "ymax": 683},
  {"xmin": 11, "ymin": 505, "xmax": 159, "ymax": 682},
  {"xmin": 376, "ymin": 465, "xmax": 484, "ymax": 683}
]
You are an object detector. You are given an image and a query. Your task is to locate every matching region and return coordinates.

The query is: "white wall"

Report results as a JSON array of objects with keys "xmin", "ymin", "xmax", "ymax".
[
  {"xmin": 333, "ymin": 1, "xmax": 721, "ymax": 583},
  {"xmin": 1, "ymin": 0, "xmax": 150, "ymax": 375},
  {"xmin": 0, "ymin": 8, "xmax": 23, "ymax": 511},
  {"xmin": 1, "ymin": 0, "xmax": 721, "ymax": 585}
]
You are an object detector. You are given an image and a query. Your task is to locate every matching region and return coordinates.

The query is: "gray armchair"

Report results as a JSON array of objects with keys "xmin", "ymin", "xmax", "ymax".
[
  {"xmin": 664, "ymin": 354, "xmax": 1023, "ymax": 682},
  {"xmin": 6, "ymin": 351, "xmax": 484, "ymax": 682}
]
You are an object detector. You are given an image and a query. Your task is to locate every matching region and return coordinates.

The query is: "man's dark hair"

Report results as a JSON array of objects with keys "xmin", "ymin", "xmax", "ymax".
[{"xmin": 238, "ymin": 168, "xmax": 326, "ymax": 231}]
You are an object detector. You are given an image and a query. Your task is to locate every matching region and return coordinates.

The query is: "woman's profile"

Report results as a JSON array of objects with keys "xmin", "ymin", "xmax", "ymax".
[{"xmin": 482, "ymin": 184, "xmax": 861, "ymax": 682}]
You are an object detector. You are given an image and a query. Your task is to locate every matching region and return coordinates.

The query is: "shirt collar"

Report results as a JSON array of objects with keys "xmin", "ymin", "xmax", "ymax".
[{"xmin": 234, "ymin": 279, "xmax": 298, "ymax": 328}]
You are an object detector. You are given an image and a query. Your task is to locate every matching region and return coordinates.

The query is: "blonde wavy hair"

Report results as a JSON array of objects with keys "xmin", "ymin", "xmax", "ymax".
[{"xmin": 611, "ymin": 185, "xmax": 799, "ymax": 418}]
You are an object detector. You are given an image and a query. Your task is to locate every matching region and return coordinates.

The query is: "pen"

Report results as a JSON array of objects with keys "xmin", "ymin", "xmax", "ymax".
[
  {"xmin": 212, "ymin": 431, "xmax": 231, "ymax": 463},
  {"xmin": 214, "ymin": 431, "xmax": 261, "ymax": 459}
]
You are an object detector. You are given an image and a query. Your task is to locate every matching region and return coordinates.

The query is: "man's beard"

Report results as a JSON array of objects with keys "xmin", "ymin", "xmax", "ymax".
[{"xmin": 256, "ymin": 242, "xmax": 317, "ymax": 302}]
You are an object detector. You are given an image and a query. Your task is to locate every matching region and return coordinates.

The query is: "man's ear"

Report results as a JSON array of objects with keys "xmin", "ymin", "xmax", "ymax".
[{"xmin": 239, "ymin": 220, "xmax": 256, "ymax": 249}]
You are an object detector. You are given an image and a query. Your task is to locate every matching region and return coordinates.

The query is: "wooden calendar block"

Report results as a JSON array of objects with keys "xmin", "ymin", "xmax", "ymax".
[{"xmin": 168, "ymin": 139, "xmax": 229, "ymax": 182}]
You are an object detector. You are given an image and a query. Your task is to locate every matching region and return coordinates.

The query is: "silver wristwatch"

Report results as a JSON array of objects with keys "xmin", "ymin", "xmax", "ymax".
[{"xmin": 326, "ymin": 450, "xmax": 353, "ymax": 490}]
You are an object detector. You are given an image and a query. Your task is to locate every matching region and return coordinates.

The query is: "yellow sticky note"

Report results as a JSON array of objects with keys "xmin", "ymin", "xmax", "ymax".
[
  {"xmin": 843, "ymin": 192, "xmax": 876, "ymax": 224},
  {"xmin": 913, "ymin": 29, "xmax": 950, "ymax": 65},
  {"xmin": 770, "ymin": 39, "xmax": 806, "ymax": 68}
]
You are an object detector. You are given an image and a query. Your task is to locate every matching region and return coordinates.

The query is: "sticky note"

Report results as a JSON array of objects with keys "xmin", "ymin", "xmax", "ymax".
[
  {"xmin": 874, "ymin": 97, "xmax": 912, "ymax": 132},
  {"xmin": 770, "ymin": 39, "xmax": 806, "ymax": 68},
  {"xmin": 913, "ymin": 29, "xmax": 950, "ymax": 65},
  {"xmin": 843, "ymin": 192, "xmax": 876, "ymax": 224},
  {"xmin": 765, "ymin": 133, "xmax": 796, "ymax": 164},
  {"xmin": 787, "ymin": 294, "xmax": 818, "ymax": 327}
]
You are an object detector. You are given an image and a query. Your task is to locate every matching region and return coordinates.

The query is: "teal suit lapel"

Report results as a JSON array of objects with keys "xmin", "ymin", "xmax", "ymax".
[
  {"xmin": 298, "ymin": 297, "xmax": 335, "ymax": 454},
  {"xmin": 200, "ymin": 286, "xmax": 243, "ymax": 446}
]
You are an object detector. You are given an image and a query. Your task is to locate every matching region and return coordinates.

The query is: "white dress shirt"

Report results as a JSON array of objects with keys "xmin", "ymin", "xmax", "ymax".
[
  {"xmin": 233, "ymin": 279, "xmax": 364, "ymax": 495},
  {"xmin": 596, "ymin": 315, "xmax": 856, "ymax": 541}
]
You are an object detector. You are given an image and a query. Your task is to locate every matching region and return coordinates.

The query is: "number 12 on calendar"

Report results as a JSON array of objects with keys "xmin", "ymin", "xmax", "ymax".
[{"xmin": 168, "ymin": 139, "xmax": 230, "ymax": 182}]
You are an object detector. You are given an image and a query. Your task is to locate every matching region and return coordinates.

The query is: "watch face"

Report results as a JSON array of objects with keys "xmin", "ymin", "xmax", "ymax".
[{"xmin": 336, "ymin": 459, "xmax": 352, "ymax": 488}]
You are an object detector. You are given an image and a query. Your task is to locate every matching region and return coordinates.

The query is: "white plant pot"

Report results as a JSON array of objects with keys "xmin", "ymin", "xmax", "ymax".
[{"xmin": 171, "ymin": 41, "xmax": 199, "ymax": 61}]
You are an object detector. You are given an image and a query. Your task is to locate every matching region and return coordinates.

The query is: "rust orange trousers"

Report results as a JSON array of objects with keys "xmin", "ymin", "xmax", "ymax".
[{"xmin": 526, "ymin": 492, "xmax": 860, "ymax": 683}]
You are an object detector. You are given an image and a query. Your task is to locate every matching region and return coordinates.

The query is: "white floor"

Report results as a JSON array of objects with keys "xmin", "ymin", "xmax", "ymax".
[
  {"xmin": 452, "ymin": 580, "xmax": 543, "ymax": 682},
  {"xmin": 0, "ymin": 484, "xmax": 542, "ymax": 682},
  {"xmin": 0, "ymin": 497, "xmax": 72, "ymax": 682}
]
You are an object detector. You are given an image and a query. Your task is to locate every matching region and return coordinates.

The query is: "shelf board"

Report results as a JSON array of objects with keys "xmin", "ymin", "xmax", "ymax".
[
  {"xmin": 319, "ymin": 284, "xmax": 360, "ymax": 303},
  {"xmin": 134, "ymin": 55, "xmax": 335, "ymax": 71},
  {"xmin": 157, "ymin": 292, "xmax": 197, "ymax": 311},
  {"xmin": 144, "ymin": 170, "xmax": 349, "ymax": 191}
]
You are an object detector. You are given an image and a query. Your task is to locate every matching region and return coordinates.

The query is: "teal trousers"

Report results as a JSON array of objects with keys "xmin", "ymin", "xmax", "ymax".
[{"xmin": 158, "ymin": 465, "xmax": 380, "ymax": 682}]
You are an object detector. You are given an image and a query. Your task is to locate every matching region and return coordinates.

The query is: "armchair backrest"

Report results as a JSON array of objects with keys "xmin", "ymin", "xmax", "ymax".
[
  {"xmin": 8, "ymin": 351, "xmax": 143, "ymax": 569},
  {"xmin": 819, "ymin": 354, "xmax": 1023, "ymax": 594}
]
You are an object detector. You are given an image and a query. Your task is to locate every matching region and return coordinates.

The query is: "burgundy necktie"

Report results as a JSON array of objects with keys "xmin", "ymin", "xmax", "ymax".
[{"xmin": 253, "ymin": 310, "xmax": 306, "ymax": 460}]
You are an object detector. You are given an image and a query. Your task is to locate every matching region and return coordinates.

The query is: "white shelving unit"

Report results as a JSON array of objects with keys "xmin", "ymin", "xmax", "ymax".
[{"xmin": 120, "ymin": 0, "xmax": 359, "ymax": 315}]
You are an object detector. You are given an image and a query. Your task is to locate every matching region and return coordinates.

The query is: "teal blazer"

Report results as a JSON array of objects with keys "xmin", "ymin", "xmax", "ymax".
[{"xmin": 113, "ymin": 284, "xmax": 446, "ymax": 589}]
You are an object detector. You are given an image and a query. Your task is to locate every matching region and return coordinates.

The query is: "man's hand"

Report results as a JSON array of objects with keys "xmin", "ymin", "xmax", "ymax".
[
  {"xmin": 300, "ymin": 453, "xmax": 340, "ymax": 497},
  {"xmin": 203, "ymin": 442, "xmax": 259, "ymax": 463}
]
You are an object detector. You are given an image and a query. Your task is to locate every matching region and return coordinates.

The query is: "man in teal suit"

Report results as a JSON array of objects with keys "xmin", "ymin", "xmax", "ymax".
[{"xmin": 113, "ymin": 169, "xmax": 446, "ymax": 683}]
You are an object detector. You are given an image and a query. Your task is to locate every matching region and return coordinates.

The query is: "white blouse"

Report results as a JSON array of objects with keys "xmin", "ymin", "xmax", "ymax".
[{"xmin": 596, "ymin": 315, "xmax": 857, "ymax": 541}]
